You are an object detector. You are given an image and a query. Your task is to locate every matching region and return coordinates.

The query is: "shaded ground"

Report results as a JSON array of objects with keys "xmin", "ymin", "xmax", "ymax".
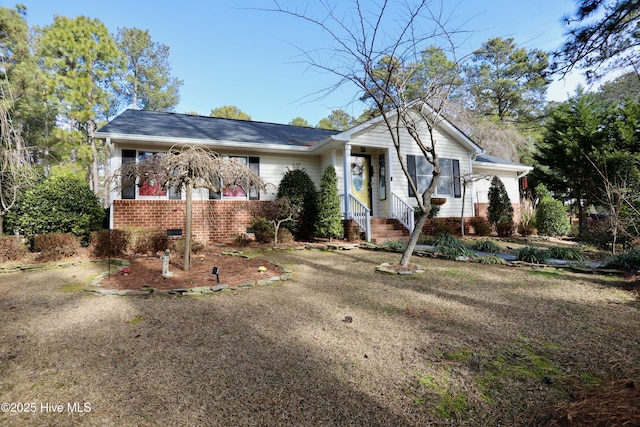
[{"xmin": 1, "ymin": 247, "xmax": 639, "ymax": 426}]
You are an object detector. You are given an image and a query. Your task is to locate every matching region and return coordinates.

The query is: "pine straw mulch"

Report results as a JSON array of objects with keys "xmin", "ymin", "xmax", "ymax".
[
  {"xmin": 98, "ymin": 247, "xmax": 285, "ymax": 290},
  {"xmin": 2, "ymin": 245, "xmax": 640, "ymax": 426},
  {"xmin": 547, "ymin": 379, "xmax": 640, "ymax": 426}
]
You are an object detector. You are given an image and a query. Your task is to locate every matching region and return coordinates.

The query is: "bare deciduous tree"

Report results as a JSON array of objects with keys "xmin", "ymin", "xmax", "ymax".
[
  {"xmin": 0, "ymin": 82, "xmax": 35, "ymax": 234},
  {"xmin": 113, "ymin": 145, "xmax": 265, "ymax": 270},
  {"xmin": 267, "ymin": 0, "xmax": 465, "ymax": 266}
]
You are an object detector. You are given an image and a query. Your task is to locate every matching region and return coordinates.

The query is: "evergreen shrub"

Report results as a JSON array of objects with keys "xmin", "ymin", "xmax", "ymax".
[{"xmin": 277, "ymin": 166, "xmax": 318, "ymax": 240}]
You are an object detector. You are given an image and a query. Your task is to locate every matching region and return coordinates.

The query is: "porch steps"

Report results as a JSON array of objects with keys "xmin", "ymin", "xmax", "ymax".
[{"xmin": 369, "ymin": 218, "xmax": 410, "ymax": 244}]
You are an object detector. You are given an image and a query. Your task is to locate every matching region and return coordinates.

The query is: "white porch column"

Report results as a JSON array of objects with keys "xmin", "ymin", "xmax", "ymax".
[
  {"xmin": 386, "ymin": 146, "xmax": 393, "ymax": 212},
  {"xmin": 343, "ymin": 144, "xmax": 352, "ymax": 219}
]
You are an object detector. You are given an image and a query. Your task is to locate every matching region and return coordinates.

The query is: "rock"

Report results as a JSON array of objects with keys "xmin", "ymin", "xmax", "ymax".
[
  {"xmin": 210, "ymin": 284, "xmax": 228, "ymax": 292},
  {"xmin": 190, "ymin": 286, "xmax": 213, "ymax": 294}
]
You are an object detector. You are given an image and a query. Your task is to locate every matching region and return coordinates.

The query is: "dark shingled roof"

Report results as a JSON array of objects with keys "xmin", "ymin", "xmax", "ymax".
[
  {"xmin": 97, "ymin": 109, "xmax": 340, "ymax": 147},
  {"xmin": 475, "ymin": 153, "xmax": 529, "ymax": 168}
]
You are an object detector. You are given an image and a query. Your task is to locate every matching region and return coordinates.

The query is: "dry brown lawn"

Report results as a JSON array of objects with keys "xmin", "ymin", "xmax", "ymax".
[{"xmin": 1, "ymin": 248, "xmax": 639, "ymax": 426}]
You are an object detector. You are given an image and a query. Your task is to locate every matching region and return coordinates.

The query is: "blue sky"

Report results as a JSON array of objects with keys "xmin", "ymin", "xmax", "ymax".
[{"xmin": 13, "ymin": 0, "xmax": 589, "ymax": 125}]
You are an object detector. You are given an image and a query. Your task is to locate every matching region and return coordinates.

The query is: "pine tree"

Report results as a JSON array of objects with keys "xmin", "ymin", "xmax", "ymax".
[
  {"xmin": 316, "ymin": 166, "xmax": 343, "ymax": 240},
  {"xmin": 487, "ymin": 176, "xmax": 514, "ymax": 228}
]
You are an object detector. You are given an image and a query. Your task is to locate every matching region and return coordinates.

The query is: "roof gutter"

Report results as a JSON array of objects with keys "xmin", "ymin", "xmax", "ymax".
[{"xmin": 94, "ymin": 132, "xmax": 328, "ymax": 154}]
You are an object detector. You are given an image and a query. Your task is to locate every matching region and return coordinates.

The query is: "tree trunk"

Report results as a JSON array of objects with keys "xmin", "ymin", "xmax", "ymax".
[
  {"xmin": 89, "ymin": 123, "xmax": 100, "ymax": 196},
  {"xmin": 399, "ymin": 210, "xmax": 430, "ymax": 266},
  {"xmin": 460, "ymin": 184, "xmax": 467, "ymax": 237},
  {"xmin": 184, "ymin": 183, "xmax": 193, "ymax": 271}
]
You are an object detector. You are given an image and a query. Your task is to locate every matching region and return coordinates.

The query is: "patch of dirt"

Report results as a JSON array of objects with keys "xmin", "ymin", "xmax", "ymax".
[{"xmin": 99, "ymin": 248, "xmax": 284, "ymax": 290}]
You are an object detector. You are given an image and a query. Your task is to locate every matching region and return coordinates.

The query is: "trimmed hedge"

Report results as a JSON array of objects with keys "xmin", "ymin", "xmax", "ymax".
[
  {"xmin": 0, "ymin": 236, "xmax": 28, "ymax": 262},
  {"xmin": 33, "ymin": 233, "xmax": 80, "ymax": 260}
]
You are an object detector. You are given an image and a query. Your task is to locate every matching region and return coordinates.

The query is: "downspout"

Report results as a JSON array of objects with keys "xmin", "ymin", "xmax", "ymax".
[{"xmin": 469, "ymin": 152, "xmax": 476, "ymax": 217}]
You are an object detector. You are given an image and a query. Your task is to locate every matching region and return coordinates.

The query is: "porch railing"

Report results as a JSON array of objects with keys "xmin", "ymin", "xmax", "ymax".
[
  {"xmin": 391, "ymin": 192, "xmax": 414, "ymax": 235},
  {"xmin": 339, "ymin": 194, "xmax": 371, "ymax": 242}
]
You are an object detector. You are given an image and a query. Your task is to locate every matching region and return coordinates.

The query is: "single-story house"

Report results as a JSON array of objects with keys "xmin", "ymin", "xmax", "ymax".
[{"xmin": 96, "ymin": 105, "xmax": 532, "ymax": 243}]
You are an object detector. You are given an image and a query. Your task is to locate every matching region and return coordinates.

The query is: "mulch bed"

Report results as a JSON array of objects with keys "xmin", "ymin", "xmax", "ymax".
[
  {"xmin": 99, "ymin": 249, "xmax": 284, "ymax": 290},
  {"xmin": 546, "ymin": 379, "xmax": 640, "ymax": 426}
]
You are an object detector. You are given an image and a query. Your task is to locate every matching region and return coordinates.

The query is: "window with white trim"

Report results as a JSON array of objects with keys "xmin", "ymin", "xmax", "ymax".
[
  {"xmin": 208, "ymin": 156, "xmax": 260, "ymax": 200},
  {"xmin": 120, "ymin": 149, "xmax": 182, "ymax": 200},
  {"xmin": 407, "ymin": 155, "xmax": 461, "ymax": 198}
]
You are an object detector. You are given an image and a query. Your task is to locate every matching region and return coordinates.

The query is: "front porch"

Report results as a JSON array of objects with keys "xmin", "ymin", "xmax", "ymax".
[{"xmin": 340, "ymin": 191, "xmax": 416, "ymax": 243}]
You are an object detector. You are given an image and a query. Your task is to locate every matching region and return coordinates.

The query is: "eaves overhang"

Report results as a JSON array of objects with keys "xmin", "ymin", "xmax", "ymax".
[{"xmin": 95, "ymin": 132, "xmax": 333, "ymax": 154}]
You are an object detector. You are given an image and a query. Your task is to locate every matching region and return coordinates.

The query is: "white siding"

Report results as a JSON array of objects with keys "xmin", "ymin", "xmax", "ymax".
[
  {"xmin": 342, "ymin": 120, "xmax": 475, "ymax": 219},
  {"xmin": 473, "ymin": 168, "xmax": 522, "ymax": 205},
  {"xmin": 111, "ymin": 143, "xmax": 323, "ymax": 202}
]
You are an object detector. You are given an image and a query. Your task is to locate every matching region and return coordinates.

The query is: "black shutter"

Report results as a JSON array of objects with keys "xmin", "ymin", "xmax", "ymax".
[
  {"xmin": 248, "ymin": 157, "xmax": 260, "ymax": 200},
  {"xmin": 122, "ymin": 149, "xmax": 136, "ymax": 199},
  {"xmin": 407, "ymin": 155, "xmax": 416, "ymax": 197},
  {"xmin": 453, "ymin": 159, "xmax": 461, "ymax": 198}
]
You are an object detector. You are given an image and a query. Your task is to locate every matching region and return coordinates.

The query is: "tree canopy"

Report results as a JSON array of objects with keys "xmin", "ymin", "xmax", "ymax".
[
  {"xmin": 316, "ymin": 109, "xmax": 357, "ymax": 130},
  {"xmin": 464, "ymin": 37, "xmax": 550, "ymax": 123},
  {"xmin": 555, "ymin": 0, "xmax": 640, "ymax": 80},
  {"xmin": 115, "ymin": 27, "xmax": 183, "ymax": 111},
  {"xmin": 210, "ymin": 105, "xmax": 252, "ymax": 120}
]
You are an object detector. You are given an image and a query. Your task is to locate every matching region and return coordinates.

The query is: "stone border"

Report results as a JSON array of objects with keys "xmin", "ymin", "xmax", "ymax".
[
  {"xmin": 85, "ymin": 258, "xmax": 293, "ymax": 298},
  {"xmin": 375, "ymin": 262, "xmax": 426, "ymax": 275}
]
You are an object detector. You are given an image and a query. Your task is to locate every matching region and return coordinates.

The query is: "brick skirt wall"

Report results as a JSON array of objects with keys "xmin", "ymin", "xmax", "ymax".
[
  {"xmin": 113, "ymin": 200, "xmax": 267, "ymax": 244},
  {"xmin": 474, "ymin": 202, "xmax": 522, "ymax": 224}
]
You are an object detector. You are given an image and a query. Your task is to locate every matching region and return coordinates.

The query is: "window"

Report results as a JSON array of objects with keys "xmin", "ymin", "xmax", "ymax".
[
  {"xmin": 121, "ymin": 150, "xmax": 137, "ymax": 199},
  {"xmin": 138, "ymin": 152, "xmax": 166, "ymax": 196},
  {"xmin": 407, "ymin": 155, "xmax": 461, "ymax": 198},
  {"xmin": 121, "ymin": 149, "xmax": 177, "ymax": 199},
  {"xmin": 209, "ymin": 156, "xmax": 260, "ymax": 200}
]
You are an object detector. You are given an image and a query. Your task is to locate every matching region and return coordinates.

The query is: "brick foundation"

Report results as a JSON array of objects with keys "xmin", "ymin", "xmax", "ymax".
[{"xmin": 113, "ymin": 200, "xmax": 266, "ymax": 244}]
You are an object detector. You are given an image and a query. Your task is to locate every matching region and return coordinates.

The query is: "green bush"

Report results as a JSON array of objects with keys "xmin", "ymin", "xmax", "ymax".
[
  {"xmin": 545, "ymin": 246, "xmax": 585, "ymax": 261},
  {"xmin": 0, "ymin": 236, "xmax": 28, "ymax": 261},
  {"xmin": 470, "ymin": 217, "xmax": 492, "ymax": 236},
  {"xmin": 534, "ymin": 184, "xmax": 570, "ymax": 237},
  {"xmin": 90, "ymin": 229, "xmax": 130, "ymax": 257},
  {"xmin": 478, "ymin": 255, "xmax": 507, "ymax": 265},
  {"xmin": 251, "ymin": 217, "xmax": 275, "ymax": 243},
  {"xmin": 430, "ymin": 232, "xmax": 460, "ymax": 247},
  {"xmin": 515, "ymin": 246, "xmax": 548, "ymax": 264},
  {"xmin": 488, "ymin": 176, "xmax": 514, "ymax": 226},
  {"xmin": 14, "ymin": 175, "xmax": 104, "ymax": 238},
  {"xmin": 316, "ymin": 166, "xmax": 343, "ymax": 240},
  {"xmin": 471, "ymin": 239, "xmax": 502, "ymax": 253},
  {"xmin": 277, "ymin": 166, "xmax": 318, "ymax": 240},
  {"xmin": 380, "ymin": 240, "xmax": 408, "ymax": 251},
  {"xmin": 431, "ymin": 232, "xmax": 475, "ymax": 259},
  {"xmin": 496, "ymin": 221, "xmax": 514, "ymax": 237},
  {"xmin": 604, "ymin": 249, "xmax": 640, "ymax": 270}
]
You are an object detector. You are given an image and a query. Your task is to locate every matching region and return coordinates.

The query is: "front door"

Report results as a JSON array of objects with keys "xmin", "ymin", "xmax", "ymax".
[{"xmin": 350, "ymin": 154, "xmax": 372, "ymax": 214}]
